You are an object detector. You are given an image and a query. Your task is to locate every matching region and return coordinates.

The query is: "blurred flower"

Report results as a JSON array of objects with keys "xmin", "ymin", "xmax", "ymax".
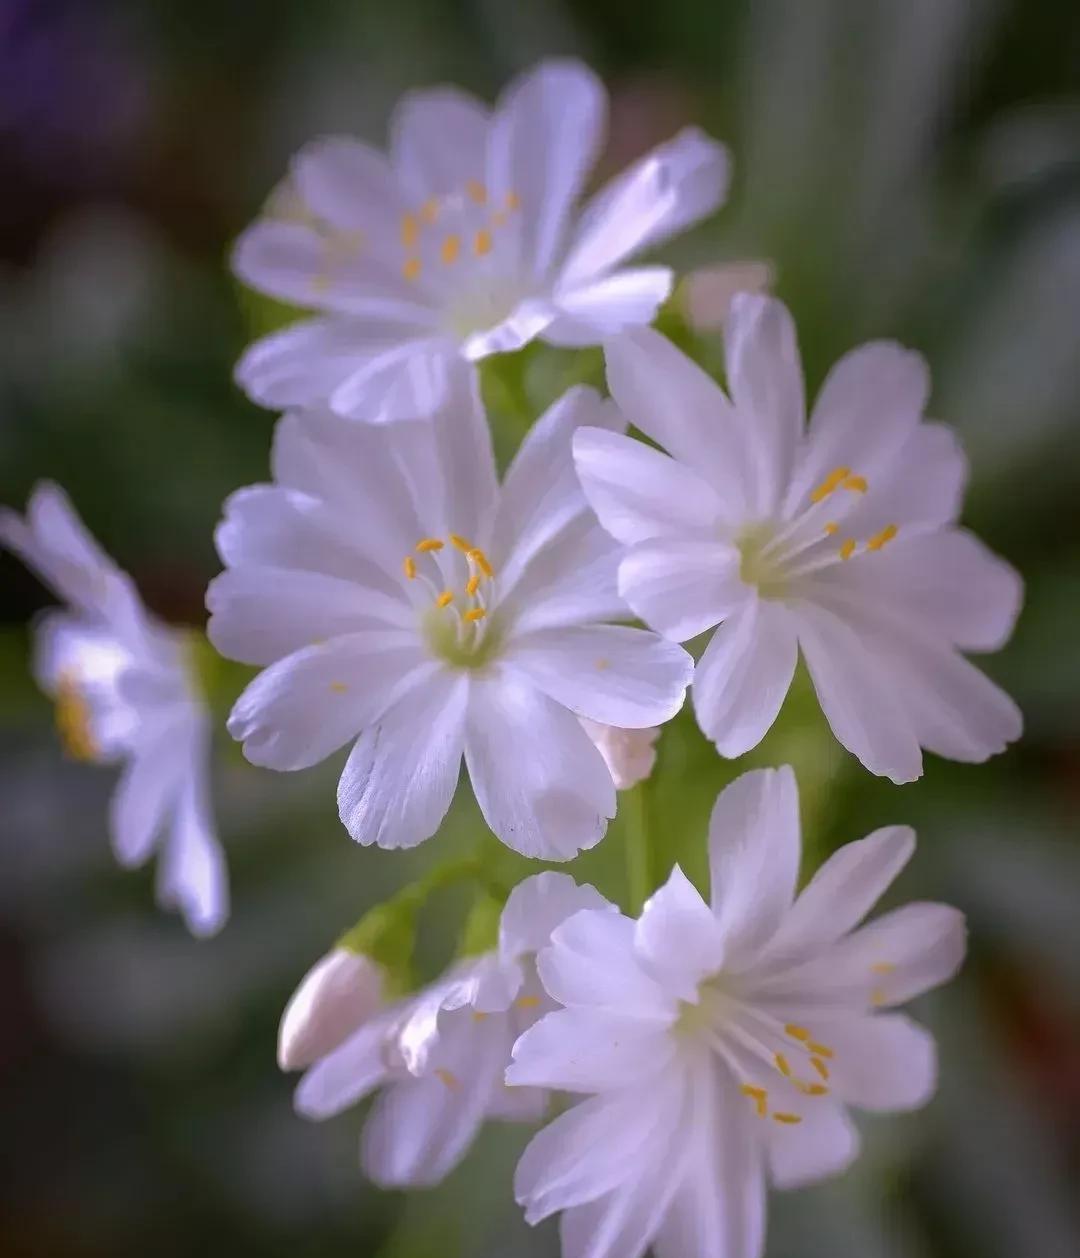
[
  {"xmin": 508, "ymin": 767, "xmax": 966, "ymax": 1258},
  {"xmin": 278, "ymin": 947, "xmax": 385, "ymax": 1071},
  {"xmin": 0, "ymin": 483, "xmax": 227, "ymax": 936},
  {"xmin": 295, "ymin": 872, "xmax": 611, "ymax": 1187},
  {"xmin": 574, "ymin": 296, "xmax": 1023, "ymax": 783},
  {"xmin": 208, "ymin": 374, "xmax": 692, "ymax": 858},
  {"xmin": 579, "ymin": 719, "xmax": 658, "ymax": 791},
  {"xmin": 681, "ymin": 259, "xmax": 775, "ymax": 333},
  {"xmin": 231, "ymin": 58, "xmax": 729, "ymax": 423}
]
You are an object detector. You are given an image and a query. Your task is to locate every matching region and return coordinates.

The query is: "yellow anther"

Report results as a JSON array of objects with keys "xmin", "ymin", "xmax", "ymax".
[
  {"xmin": 420, "ymin": 198, "xmax": 440, "ymax": 224},
  {"xmin": 464, "ymin": 608, "xmax": 486, "ymax": 623},
  {"xmin": 810, "ymin": 1057, "xmax": 830, "ymax": 1081},
  {"xmin": 401, "ymin": 214, "xmax": 419, "ymax": 248},
  {"xmin": 871, "ymin": 987, "xmax": 888, "ymax": 1007},
  {"xmin": 785, "ymin": 1025, "xmax": 811, "ymax": 1041},
  {"xmin": 403, "ymin": 555, "xmax": 417, "ymax": 580},
  {"xmin": 516, "ymin": 995, "xmax": 541, "ymax": 1009},
  {"xmin": 449, "ymin": 533, "xmax": 473, "ymax": 552},
  {"xmin": 870, "ymin": 962, "xmax": 896, "ymax": 975},
  {"xmin": 797, "ymin": 1082, "xmax": 830, "ymax": 1097},
  {"xmin": 867, "ymin": 524, "xmax": 898, "ymax": 552},
  {"xmin": 416, "ymin": 538, "xmax": 445, "ymax": 552},
  {"xmin": 55, "ymin": 674, "xmax": 98, "ymax": 762},
  {"xmin": 505, "ymin": 190, "xmax": 521, "ymax": 211},
  {"xmin": 329, "ymin": 682, "xmax": 348, "ymax": 694},
  {"xmin": 839, "ymin": 538, "xmax": 857, "ymax": 561},
  {"xmin": 402, "ymin": 257, "xmax": 422, "ymax": 281},
  {"xmin": 774, "ymin": 1053, "xmax": 792, "ymax": 1078},
  {"xmin": 823, "ymin": 522, "xmax": 839, "ymax": 536},
  {"xmin": 435, "ymin": 1068, "xmax": 460, "ymax": 1090},
  {"xmin": 468, "ymin": 548, "xmax": 494, "ymax": 578},
  {"xmin": 466, "ymin": 179, "xmax": 488, "ymax": 204},
  {"xmin": 772, "ymin": 1112, "xmax": 803, "ymax": 1125},
  {"xmin": 436, "ymin": 591, "xmax": 454, "ymax": 609},
  {"xmin": 594, "ymin": 658, "xmax": 610, "ymax": 671},
  {"xmin": 739, "ymin": 1084, "xmax": 768, "ymax": 1117},
  {"xmin": 440, "ymin": 234, "xmax": 461, "ymax": 265},
  {"xmin": 841, "ymin": 474, "xmax": 868, "ymax": 494},
  {"xmin": 472, "ymin": 1011, "xmax": 489, "ymax": 1023},
  {"xmin": 474, "ymin": 228, "xmax": 493, "ymax": 257},
  {"xmin": 808, "ymin": 1042, "xmax": 833, "ymax": 1059},
  {"xmin": 466, "ymin": 575, "xmax": 480, "ymax": 597},
  {"xmin": 810, "ymin": 466, "xmax": 851, "ymax": 504}
]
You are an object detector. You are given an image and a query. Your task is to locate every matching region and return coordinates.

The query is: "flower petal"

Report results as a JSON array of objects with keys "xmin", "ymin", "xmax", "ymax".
[
  {"xmin": 507, "ymin": 624, "xmax": 692, "ymax": 729},
  {"xmin": 488, "ymin": 59, "xmax": 606, "ymax": 278},
  {"xmin": 227, "ymin": 635, "xmax": 431, "ymax": 770},
  {"xmin": 809, "ymin": 1013, "xmax": 937, "ymax": 1112},
  {"xmin": 708, "ymin": 766, "xmax": 801, "ymax": 961},
  {"xmin": 291, "ymin": 135, "xmax": 405, "ymax": 237},
  {"xmin": 572, "ymin": 424, "xmax": 729, "ymax": 546},
  {"xmin": 337, "ymin": 672, "xmax": 469, "ymax": 849},
  {"xmin": 618, "ymin": 536, "xmax": 744, "ymax": 641},
  {"xmin": 155, "ymin": 752, "xmax": 229, "ymax": 938},
  {"xmin": 766, "ymin": 1095, "xmax": 860, "ymax": 1190},
  {"xmin": 327, "ymin": 337, "xmax": 457, "ymax": 423},
  {"xmin": 294, "ymin": 1009, "xmax": 398, "ymax": 1119},
  {"xmin": 635, "ymin": 865, "xmax": 726, "ymax": 1002},
  {"xmin": 498, "ymin": 871, "xmax": 614, "ymax": 964},
  {"xmin": 390, "ymin": 86, "xmax": 490, "ymax": 200},
  {"xmin": 109, "ymin": 730, "xmax": 182, "ymax": 868},
  {"xmin": 507, "ymin": 1007, "xmax": 675, "ymax": 1093},
  {"xmin": 464, "ymin": 669, "xmax": 616, "ymax": 859},
  {"xmin": 559, "ymin": 127, "xmax": 730, "ymax": 287},
  {"xmin": 692, "ymin": 598, "xmax": 799, "ymax": 757},
  {"xmin": 544, "ymin": 268, "xmax": 673, "ymax": 346}
]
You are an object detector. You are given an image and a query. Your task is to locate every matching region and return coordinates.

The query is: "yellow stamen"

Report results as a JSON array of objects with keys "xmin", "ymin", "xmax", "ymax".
[
  {"xmin": 466, "ymin": 179, "xmax": 488, "ymax": 204},
  {"xmin": 466, "ymin": 575, "xmax": 480, "ymax": 597},
  {"xmin": 739, "ymin": 1084, "xmax": 768, "ymax": 1117},
  {"xmin": 870, "ymin": 962, "xmax": 896, "ymax": 975},
  {"xmin": 785, "ymin": 1024, "xmax": 810, "ymax": 1041},
  {"xmin": 329, "ymin": 682, "xmax": 348, "ymax": 694},
  {"xmin": 474, "ymin": 228, "xmax": 493, "ymax": 257},
  {"xmin": 435, "ymin": 1068, "xmax": 460, "ymax": 1090},
  {"xmin": 415, "ymin": 538, "xmax": 445, "ymax": 552},
  {"xmin": 810, "ymin": 466, "xmax": 851, "ymax": 504},
  {"xmin": 839, "ymin": 538, "xmax": 857, "ymax": 561},
  {"xmin": 867, "ymin": 524, "xmax": 898, "ymax": 552},
  {"xmin": 55, "ymin": 674, "xmax": 98, "ymax": 761},
  {"xmin": 841, "ymin": 474, "xmax": 868, "ymax": 494},
  {"xmin": 401, "ymin": 214, "xmax": 419, "ymax": 248},
  {"xmin": 420, "ymin": 198, "xmax": 440, "ymax": 224},
  {"xmin": 436, "ymin": 591, "xmax": 454, "ymax": 609},
  {"xmin": 468, "ymin": 547, "xmax": 494, "ymax": 578},
  {"xmin": 772, "ymin": 1112, "xmax": 803, "ymax": 1125},
  {"xmin": 871, "ymin": 987, "xmax": 888, "ymax": 1007},
  {"xmin": 808, "ymin": 1042, "xmax": 833, "ymax": 1059},
  {"xmin": 774, "ymin": 1053, "xmax": 792, "ymax": 1078},
  {"xmin": 440, "ymin": 234, "xmax": 461, "ymax": 265},
  {"xmin": 810, "ymin": 1057, "xmax": 830, "ymax": 1081},
  {"xmin": 797, "ymin": 1082, "xmax": 830, "ymax": 1097},
  {"xmin": 402, "ymin": 257, "xmax": 422, "ymax": 282},
  {"xmin": 505, "ymin": 190, "xmax": 521, "ymax": 211},
  {"xmin": 594, "ymin": 658, "xmax": 610, "ymax": 671},
  {"xmin": 472, "ymin": 1011, "xmax": 489, "ymax": 1023},
  {"xmin": 403, "ymin": 555, "xmax": 417, "ymax": 579},
  {"xmin": 449, "ymin": 533, "xmax": 473, "ymax": 552},
  {"xmin": 824, "ymin": 522, "xmax": 839, "ymax": 536},
  {"xmin": 516, "ymin": 995, "xmax": 541, "ymax": 1009},
  {"xmin": 464, "ymin": 608, "xmax": 486, "ymax": 623}
]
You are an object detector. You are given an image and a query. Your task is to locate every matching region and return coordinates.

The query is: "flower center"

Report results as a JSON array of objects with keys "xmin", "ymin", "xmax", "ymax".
[
  {"xmin": 402, "ymin": 534, "xmax": 502, "ymax": 669},
  {"xmin": 55, "ymin": 670, "xmax": 100, "ymax": 761}
]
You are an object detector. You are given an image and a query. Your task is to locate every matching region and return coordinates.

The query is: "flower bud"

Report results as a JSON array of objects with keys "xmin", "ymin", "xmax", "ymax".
[
  {"xmin": 580, "ymin": 719, "xmax": 659, "ymax": 791},
  {"xmin": 277, "ymin": 948, "xmax": 384, "ymax": 1071}
]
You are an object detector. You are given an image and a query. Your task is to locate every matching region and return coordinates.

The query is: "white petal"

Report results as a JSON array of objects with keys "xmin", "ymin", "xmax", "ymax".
[
  {"xmin": 692, "ymin": 598, "xmax": 798, "ymax": 757},
  {"xmin": 572, "ymin": 425, "xmax": 729, "ymax": 546},
  {"xmin": 291, "ymin": 135, "xmax": 405, "ymax": 237},
  {"xmin": 768, "ymin": 825, "xmax": 916, "ymax": 957},
  {"xmin": 635, "ymin": 865, "xmax": 726, "ymax": 1002},
  {"xmin": 337, "ymin": 672, "xmax": 468, "ymax": 849},
  {"xmin": 539, "ymin": 909, "xmax": 677, "ymax": 1019},
  {"xmin": 559, "ymin": 127, "xmax": 730, "ymax": 287},
  {"xmin": 109, "ymin": 733, "xmax": 182, "ymax": 868},
  {"xmin": 724, "ymin": 294, "xmax": 804, "ymax": 517},
  {"xmin": 278, "ymin": 948, "xmax": 385, "ymax": 1071},
  {"xmin": 294, "ymin": 1010, "xmax": 397, "ymax": 1118},
  {"xmin": 464, "ymin": 669, "xmax": 615, "ymax": 859},
  {"xmin": 843, "ymin": 421, "xmax": 967, "ymax": 538},
  {"xmin": 618, "ymin": 537, "xmax": 744, "ymax": 641},
  {"xmin": 708, "ymin": 766, "xmax": 801, "ymax": 960},
  {"xmin": 507, "ymin": 1008, "xmax": 674, "ymax": 1093},
  {"xmin": 390, "ymin": 87, "xmax": 489, "ymax": 201},
  {"xmin": 156, "ymin": 754, "xmax": 229, "ymax": 938},
  {"xmin": 766, "ymin": 1096, "xmax": 860, "ymax": 1190},
  {"xmin": 461, "ymin": 298, "xmax": 558, "ymax": 360},
  {"xmin": 785, "ymin": 341, "xmax": 929, "ymax": 514},
  {"xmin": 507, "ymin": 624, "xmax": 692, "ymax": 729},
  {"xmin": 579, "ymin": 719, "xmax": 659, "ymax": 791},
  {"xmin": 498, "ymin": 872, "xmax": 614, "ymax": 964},
  {"xmin": 792, "ymin": 596, "xmax": 924, "ymax": 783},
  {"xmin": 327, "ymin": 337, "xmax": 457, "ymax": 423},
  {"xmin": 488, "ymin": 59, "xmax": 606, "ymax": 277},
  {"xmin": 602, "ymin": 329, "xmax": 751, "ymax": 520},
  {"xmin": 544, "ymin": 268, "xmax": 673, "ymax": 346},
  {"xmin": 809, "ymin": 1013, "xmax": 937, "ymax": 1112}
]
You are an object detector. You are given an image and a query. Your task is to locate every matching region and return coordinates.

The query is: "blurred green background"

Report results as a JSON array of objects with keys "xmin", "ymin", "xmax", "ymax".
[{"xmin": 2, "ymin": 1, "xmax": 1079, "ymax": 1255}]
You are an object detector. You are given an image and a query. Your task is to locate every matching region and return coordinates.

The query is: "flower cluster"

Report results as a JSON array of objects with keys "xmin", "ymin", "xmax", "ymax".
[{"xmin": 2, "ymin": 55, "xmax": 1022, "ymax": 1258}]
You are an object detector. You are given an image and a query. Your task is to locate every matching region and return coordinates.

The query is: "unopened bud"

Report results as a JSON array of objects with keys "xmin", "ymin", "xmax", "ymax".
[
  {"xmin": 580, "ymin": 719, "xmax": 659, "ymax": 791},
  {"xmin": 277, "ymin": 948, "xmax": 384, "ymax": 1071}
]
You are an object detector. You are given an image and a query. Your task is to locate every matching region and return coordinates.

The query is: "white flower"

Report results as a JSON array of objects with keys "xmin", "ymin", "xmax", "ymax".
[
  {"xmin": 207, "ymin": 372, "xmax": 693, "ymax": 858},
  {"xmin": 573, "ymin": 296, "xmax": 1023, "ymax": 782},
  {"xmin": 579, "ymin": 719, "xmax": 659, "ymax": 791},
  {"xmin": 295, "ymin": 872, "xmax": 613, "ymax": 1187},
  {"xmin": 508, "ymin": 767, "xmax": 966, "ymax": 1258},
  {"xmin": 0, "ymin": 483, "xmax": 228, "ymax": 936},
  {"xmin": 278, "ymin": 947, "xmax": 385, "ymax": 1071},
  {"xmin": 231, "ymin": 58, "xmax": 729, "ymax": 423}
]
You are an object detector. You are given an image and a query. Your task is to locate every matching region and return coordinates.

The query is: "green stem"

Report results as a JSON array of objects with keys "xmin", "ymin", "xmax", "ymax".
[{"xmin": 624, "ymin": 782, "xmax": 652, "ymax": 913}]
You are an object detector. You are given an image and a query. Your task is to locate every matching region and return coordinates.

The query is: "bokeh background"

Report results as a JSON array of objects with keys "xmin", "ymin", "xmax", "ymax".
[{"xmin": 2, "ymin": 0, "xmax": 1079, "ymax": 1254}]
